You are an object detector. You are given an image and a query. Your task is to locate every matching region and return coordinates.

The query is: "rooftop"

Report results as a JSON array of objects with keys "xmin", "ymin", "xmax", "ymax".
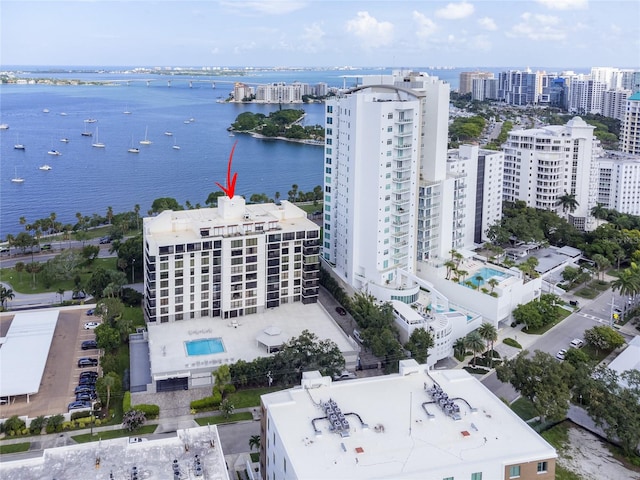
[
  {"xmin": 147, "ymin": 301, "xmax": 358, "ymax": 381},
  {"xmin": 144, "ymin": 198, "xmax": 319, "ymax": 247},
  {"xmin": 0, "ymin": 426, "xmax": 229, "ymax": 480},
  {"xmin": 0, "ymin": 310, "xmax": 58, "ymax": 397},
  {"xmin": 262, "ymin": 361, "xmax": 556, "ymax": 479}
]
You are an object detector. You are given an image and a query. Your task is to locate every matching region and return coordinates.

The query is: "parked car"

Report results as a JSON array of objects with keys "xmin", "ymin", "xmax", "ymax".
[
  {"xmin": 333, "ymin": 370, "xmax": 357, "ymax": 381},
  {"xmin": 68, "ymin": 400, "xmax": 91, "ymax": 411},
  {"xmin": 72, "ymin": 291, "xmax": 87, "ymax": 300},
  {"xmin": 41, "ymin": 243, "xmax": 52, "ymax": 251},
  {"xmin": 556, "ymin": 349, "xmax": 567, "ymax": 360},
  {"xmin": 78, "ymin": 357, "xmax": 99, "ymax": 368},
  {"xmin": 570, "ymin": 338, "xmax": 584, "ymax": 349},
  {"xmin": 81, "ymin": 340, "xmax": 98, "ymax": 350},
  {"xmin": 335, "ymin": 306, "xmax": 347, "ymax": 316},
  {"xmin": 353, "ymin": 329, "xmax": 363, "ymax": 343},
  {"xmin": 86, "ymin": 308, "xmax": 95, "ymax": 316},
  {"xmin": 99, "ymin": 236, "xmax": 112, "ymax": 244},
  {"xmin": 75, "ymin": 385, "xmax": 96, "ymax": 394},
  {"xmin": 79, "ymin": 370, "xmax": 99, "ymax": 379},
  {"xmin": 76, "ymin": 392, "xmax": 97, "ymax": 402},
  {"xmin": 84, "ymin": 322, "xmax": 100, "ymax": 330},
  {"xmin": 79, "ymin": 377, "xmax": 97, "ymax": 386},
  {"xmin": 129, "ymin": 437, "xmax": 148, "ymax": 444}
]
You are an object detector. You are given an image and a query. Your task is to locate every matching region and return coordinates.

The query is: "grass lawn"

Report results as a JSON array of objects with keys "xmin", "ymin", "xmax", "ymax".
[
  {"xmin": 582, "ymin": 344, "xmax": 612, "ymax": 363},
  {"xmin": 0, "ymin": 442, "xmax": 31, "ymax": 454},
  {"xmin": 590, "ymin": 280, "xmax": 610, "ymax": 291},
  {"xmin": 71, "ymin": 424, "xmax": 156, "ymax": 443},
  {"xmin": 1, "ymin": 257, "xmax": 117, "ymax": 294},
  {"xmin": 125, "ymin": 305, "xmax": 145, "ymax": 328},
  {"xmin": 195, "ymin": 412, "xmax": 253, "ymax": 426},
  {"xmin": 226, "ymin": 387, "xmax": 282, "ymax": 409},
  {"xmin": 574, "ymin": 288, "xmax": 598, "ymax": 299},
  {"xmin": 510, "ymin": 397, "xmax": 537, "ymax": 421}
]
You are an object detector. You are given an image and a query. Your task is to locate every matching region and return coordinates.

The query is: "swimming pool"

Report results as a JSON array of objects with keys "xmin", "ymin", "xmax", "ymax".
[
  {"xmin": 185, "ymin": 338, "xmax": 226, "ymax": 356},
  {"xmin": 462, "ymin": 267, "xmax": 511, "ymax": 288}
]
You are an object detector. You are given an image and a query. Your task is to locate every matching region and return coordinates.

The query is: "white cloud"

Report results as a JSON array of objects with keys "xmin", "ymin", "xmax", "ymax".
[
  {"xmin": 345, "ymin": 11, "xmax": 394, "ymax": 48},
  {"xmin": 412, "ymin": 11, "xmax": 438, "ymax": 38},
  {"xmin": 536, "ymin": 0, "xmax": 588, "ymax": 10},
  {"xmin": 477, "ymin": 16, "xmax": 497, "ymax": 31},
  {"xmin": 435, "ymin": 1, "xmax": 475, "ymax": 20},
  {"xmin": 507, "ymin": 12, "xmax": 566, "ymax": 41}
]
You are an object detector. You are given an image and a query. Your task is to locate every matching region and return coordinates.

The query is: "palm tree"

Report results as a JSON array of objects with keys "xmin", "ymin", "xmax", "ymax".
[
  {"xmin": 453, "ymin": 338, "xmax": 467, "ymax": 359},
  {"xmin": 249, "ymin": 434, "xmax": 261, "ymax": 452},
  {"xmin": 0, "ymin": 286, "xmax": 15, "ymax": 310},
  {"xmin": 457, "ymin": 269, "xmax": 469, "ymax": 283},
  {"xmin": 474, "ymin": 275, "xmax": 484, "ymax": 290},
  {"xmin": 106, "ymin": 206, "xmax": 114, "ymax": 225},
  {"xmin": 134, "ymin": 204, "xmax": 141, "ymax": 230},
  {"xmin": 591, "ymin": 203, "xmax": 608, "ymax": 220},
  {"xmin": 444, "ymin": 260, "xmax": 456, "ymax": 280},
  {"xmin": 611, "ymin": 268, "xmax": 640, "ymax": 299},
  {"xmin": 103, "ymin": 374, "xmax": 116, "ymax": 413},
  {"xmin": 556, "ymin": 191, "xmax": 579, "ymax": 214},
  {"xmin": 464, "ymin": 331, "xmax": 485, "ymax": 367},
  {"xmin": 478, "ymin": 323, "xmax": 498, "ymax": 367},
  {"xmin": 487, "ymin": 278, "xmax": 499, "ymax": 293}
]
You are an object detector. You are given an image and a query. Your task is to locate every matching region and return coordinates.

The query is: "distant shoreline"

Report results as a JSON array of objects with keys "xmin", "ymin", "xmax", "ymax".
[{"xmin": 239, "ymin": 131, "xmax": 324, "ymax": 146}]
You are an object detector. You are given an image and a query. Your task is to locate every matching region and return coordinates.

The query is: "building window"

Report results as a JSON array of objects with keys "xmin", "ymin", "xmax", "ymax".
[
  {"xmin": 509, "ymin": 466, "xmax": 521, "ymax": 478},
  {"xmin": 537, "ymin": 461, "xmax": 548, "ymax": 473},
  {"xmin": 443, "ymin": 477, "xmax": 454, "ymax": 480},
  {"xmin": 471, "ymin": 474, "xmax": 482, "ymax": 480}
]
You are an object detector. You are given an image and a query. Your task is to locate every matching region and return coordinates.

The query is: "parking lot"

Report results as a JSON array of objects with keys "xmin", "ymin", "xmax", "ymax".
[{"xmin": 0, "ymin": 306, "xmax": 101, "ymax": 419}]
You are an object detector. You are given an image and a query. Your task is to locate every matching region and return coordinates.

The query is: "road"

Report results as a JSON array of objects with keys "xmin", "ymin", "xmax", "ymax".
[
  {"xmin": 217, "ymin": 420, "xmax": 261, "ymax": 455},
  {"xmin": 481, "ymin": 285, "xmax": 637, "ymax": 403}
]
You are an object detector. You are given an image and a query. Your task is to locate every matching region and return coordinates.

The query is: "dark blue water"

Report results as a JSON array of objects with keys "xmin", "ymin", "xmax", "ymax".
[{"xmin": 1, "ymin": 79, "xmax": 330, "ymax": 238}]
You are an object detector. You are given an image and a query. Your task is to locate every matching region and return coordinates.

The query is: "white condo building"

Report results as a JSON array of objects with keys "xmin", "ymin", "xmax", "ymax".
[
  {"xmin": 598, "ymin": 150, "xmax": 640, "ymax": 215},
  {"xmin": 322, "ymin": 71, "xmax": 504, "ymax": 303},
  {"xmin": 260, "ymin": 361, "xmax": 557, "ymax": 480},
  {"xmin": 602, "ymin": 89, "xmax": 632, "ymax": 121},
  {"xmin": 502, "ymin": 117, "xmax": 599, "ymax": 231},
  {"xmin": 143, "ymin": 197, "xmax": 320, "ymax": 324},
  {"xmin": 621, "ymin": 92, "xmax": 640, "ymax": 155}
]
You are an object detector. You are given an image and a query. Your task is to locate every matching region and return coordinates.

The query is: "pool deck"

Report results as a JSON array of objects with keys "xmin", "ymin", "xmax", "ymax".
[{"xmin": 146, "ymin": 301, "xmax": 358, "ymax": 381}]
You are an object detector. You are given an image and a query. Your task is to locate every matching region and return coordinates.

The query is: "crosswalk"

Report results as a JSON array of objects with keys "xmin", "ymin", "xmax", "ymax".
[{"xmin": 576, "ymin": 312, "xmax": 608, "ymax": 324}]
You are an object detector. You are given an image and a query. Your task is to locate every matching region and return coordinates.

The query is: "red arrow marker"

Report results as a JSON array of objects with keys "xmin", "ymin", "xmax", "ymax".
[{"xmin": 215, "ymin": 141, "xmax": 238, "ymax": 199}]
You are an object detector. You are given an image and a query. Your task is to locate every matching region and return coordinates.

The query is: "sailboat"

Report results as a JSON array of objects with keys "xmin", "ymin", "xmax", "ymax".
[
  {"xmin": 92, "ymin": 128, "xmax": 105, "ymax": 148},
  {"xmin": 81, "ymin": 123, "xmax": 93, "ymax": 137},
  {"xmin": 139, "ymin": 126, "xmax": 152, "ymax": 145},
  {"xmin": 172, "ymin": 137, "xmax": 181, "ymax": 150},
  {"xmin": 14, "ymin": 135, "xmax": 25, "ymax": 150},
  {"xmin": 128, "ymin": 135, "xmax": 139, "ymax": 153},
  {"xmin": 11, "ymin": 167, "xmax": 24, "ymax": 183},
  {"xmin": 123, "ymin": 105, "xmax": 131, "ymax": 115}
]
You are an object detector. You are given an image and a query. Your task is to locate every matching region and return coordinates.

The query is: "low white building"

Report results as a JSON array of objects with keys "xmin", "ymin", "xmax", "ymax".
[
  {"xmin": 260, "ymin": 360, "xmax": 557, "ymax": 480},
  {"xmin": 598, "ymin": 150, "xmax": 640, "ymax": 215}
]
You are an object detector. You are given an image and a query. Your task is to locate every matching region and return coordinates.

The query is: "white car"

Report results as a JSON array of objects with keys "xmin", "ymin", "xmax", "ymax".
[
  {"xmin": 129, "ymin": 437, "xmax": 148, "ymax": 444},
  {"xmin": 556, "ymin": 349, "xmax": 567, "ymax": 360},
  {"xmin": 84, "ymin": 322, "xmax": 100, "ymax": 330},
  {"xmin": 570, "ymin": 338, "xmax": 584, "ymax": 349}
]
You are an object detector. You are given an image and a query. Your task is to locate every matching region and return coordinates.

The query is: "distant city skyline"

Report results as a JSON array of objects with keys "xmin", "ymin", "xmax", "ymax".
[{"xmin": 1, "ymin": 0, "xmax": 639, "ymax": 68}]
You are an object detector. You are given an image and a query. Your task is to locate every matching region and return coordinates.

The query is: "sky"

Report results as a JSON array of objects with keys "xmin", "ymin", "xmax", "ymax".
[{"xmin": 1, "ymin": 0, "xmax": 639, "ymax": 69}]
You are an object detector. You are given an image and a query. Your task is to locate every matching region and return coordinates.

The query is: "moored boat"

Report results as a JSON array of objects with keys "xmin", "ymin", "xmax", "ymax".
[
  {"xmin": 39, "ymin": 164, "xmax": 52, "ymax": 171},
  {"xmin": 48, "ymin": 149, "xmax": 62, "ymax": 156}
]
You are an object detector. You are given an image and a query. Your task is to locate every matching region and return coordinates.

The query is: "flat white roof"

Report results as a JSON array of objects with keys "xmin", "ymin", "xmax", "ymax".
[
  {"xmin": 0, "ymin": 425, "xmax": 228, "ymax": 480},
  {"xmin": 608, "ymin": 336, "xmax": 640, "ymax": 388},
  {"xmin": 147, "ymin": 302, "xmax": 357, "ymax": 380},
  {"xmin": 262, "ymin": 363, "xmax": 556, "ymax": 479},
  {"xmin": 0, "ymin": 310, "xmax": 58, "ymax": 397}
]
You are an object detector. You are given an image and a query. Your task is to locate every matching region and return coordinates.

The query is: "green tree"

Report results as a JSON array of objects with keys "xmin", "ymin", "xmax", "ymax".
[
  {"xmin": 0, "ymin": 286, "xmax": 15, "ymax": 310},
  {"xmin": 86, "ymin": 267, "xmax": 112, "ymax": 298},
  {"xmin": 611, "ymin": 268, "xmax": 640, "ymax": 299},
  {"xmin": 405, "ymin": 328, "xmax": 434, "ymax": 364},
  {"xmin": 453, "ymin": 337, "xmax": 467, "ymax": 359},
  {"xmin": 94, "ymin": 323, "xmax": 120, "ymax": 352},
  {"xmin": 556, "ymin": 191, "xmax": 579, "ymax": 214},
  {"xmin": 81, "ymin": 244, "xmax": 100, "ymax": 263},
  {"xmin": 219, "ymin": 398, "xmax": 235, "ymax": 418},
  {"xmin": 496, "ymin": 350, "xmax": 573, "ymax": 422},
  {"xmin": 478, "ymin": 323, "xmax": 498, "ymax": 366},
  {"xmin": 151, "ymin": 197, "xmax": 183, "ymax": 213},
  {"xmin": 249, "ymin": 434, "xmax": 261, "ymax": 452},
  {"xmin": 512, "ymin": 302, "xmax": 543, "ymax": 330},
  {"xmin": 583, "ymin": 325, "xmax": 625, "ymax": 353},
  {"xmin": 96, "ymin": 297, "xmax": 126, "ymax": 326},
  {"xmin": 213, "ymin": 364, "xmax": 232, "ymax": 397},
  {"xmin": 96, "ymin": 372, "xmax": 121, "ymax": 413},
  {"xmin": 464, "ymin": 331, "xmax": 485, "ymax": 367},
  {"xmin": 205, "ymin": 191, "xmax": 225, "ymax": 207}
]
